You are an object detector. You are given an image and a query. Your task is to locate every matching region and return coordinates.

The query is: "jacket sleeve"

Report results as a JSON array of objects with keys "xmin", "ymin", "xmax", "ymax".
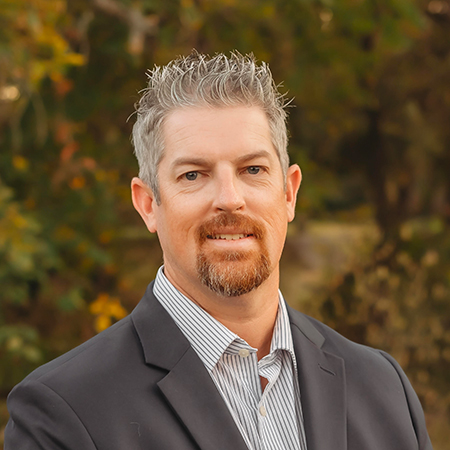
[
  {"xmin": 379, "ymin": 350, "xmax": 433, "ymax": 450},
  {"xmin": 4, "ymin": 379, "xmax": 97, "ymax": 450}
]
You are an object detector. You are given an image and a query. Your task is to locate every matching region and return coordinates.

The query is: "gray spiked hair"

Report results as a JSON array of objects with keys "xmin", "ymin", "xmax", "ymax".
[{"xmin": 132, "ymin": 51, "xmax": 290, "ymax": 204}]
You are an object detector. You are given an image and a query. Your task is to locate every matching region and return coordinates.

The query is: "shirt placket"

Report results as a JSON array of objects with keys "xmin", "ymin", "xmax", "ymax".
[
  {"xmin": 257, "ymin": 351, "xmax": 283, "ymax": 450},
  {"xmin": 222, "ymin": 343, "xmax": 261, "ymax": 450}
]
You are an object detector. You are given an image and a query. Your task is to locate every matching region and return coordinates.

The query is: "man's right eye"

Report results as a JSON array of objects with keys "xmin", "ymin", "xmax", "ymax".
[{"xmin": 185, "ymin": 171, "xmax": 198, "ymax": 181}]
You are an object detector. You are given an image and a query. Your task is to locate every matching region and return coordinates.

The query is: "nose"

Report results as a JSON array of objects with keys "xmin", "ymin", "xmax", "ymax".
[{"xmin": 212, "ymin": 169, "xmax": 245, "ymax": 212}]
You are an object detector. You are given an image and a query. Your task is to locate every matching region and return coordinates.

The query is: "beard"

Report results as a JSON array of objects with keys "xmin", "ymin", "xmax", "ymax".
[{"xmin": 196, "ymin": 214, "xmax": 271, "ymax": 297}]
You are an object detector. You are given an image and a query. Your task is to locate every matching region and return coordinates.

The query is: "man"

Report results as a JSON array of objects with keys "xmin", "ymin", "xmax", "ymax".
[{"xmin": 5, "ymin": 52, "xmax": 432, "ymax": 450}]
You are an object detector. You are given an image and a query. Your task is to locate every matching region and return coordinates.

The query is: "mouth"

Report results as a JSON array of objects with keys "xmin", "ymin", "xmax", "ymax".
[
  {"xmin": 198, "ymin": 213, "xmax": 263, "ymax": 245},
  {"xmin": 207, "ymin": 233, "xmax": 254, "ymax": 240}
]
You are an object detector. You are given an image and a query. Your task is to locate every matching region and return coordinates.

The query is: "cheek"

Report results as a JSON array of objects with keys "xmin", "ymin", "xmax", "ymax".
[
  {"xmin": 265, "ymin": 199, "xmax": 288, "ymax": 226},
  {"xmin": 265, "ymin": 210, "xmax": 289, "ymax": 248},
  {"xmin": 158, "ymin": 213, "xmax": 196, "ymax": 249}
]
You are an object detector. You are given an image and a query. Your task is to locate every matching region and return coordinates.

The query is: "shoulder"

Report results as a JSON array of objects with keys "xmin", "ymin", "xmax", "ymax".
[
  {"xmin": 5, "ymin": 314, "xmax": 142, "ymax": 450},
  {"xmin": 289, "ymin": 307, "xmax": 393, "ymax": 367},
  {"xmin": 15, "ymin": 314, "xmax": 140, "ymax": 391},
  {"xmin": 289, "ymin": 308, "xmax": 432, "ymax": 449},
  {"xmin": 16, "ymin": 283, "xmax": 162, "ymax": 388},
  {"xmin": 288, "ymin": 306, "xmax": 416, "ymax": 410}
]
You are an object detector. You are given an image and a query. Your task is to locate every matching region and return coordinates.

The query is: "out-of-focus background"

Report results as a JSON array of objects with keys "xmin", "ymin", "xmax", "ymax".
[{"xmin": 1, "ymin": 0, "xmax": 450, "ymax": 446}]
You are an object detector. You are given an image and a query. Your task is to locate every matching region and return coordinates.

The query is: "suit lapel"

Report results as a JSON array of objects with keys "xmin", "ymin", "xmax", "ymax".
[
  {"xmin": 131, "ymin": 284, "xmax": 248, "ymax": 450},
  {"xmin": 157, "ymin": 347, "xmax": 249, "ymax": 450},
  {"xmin": 288, "ymin": 307, "xmax": 347, "ymax": 450}
]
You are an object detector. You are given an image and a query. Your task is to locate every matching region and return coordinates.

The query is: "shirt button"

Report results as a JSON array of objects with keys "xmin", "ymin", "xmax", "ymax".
[
  {"xmin": 239, "ymin": 349, "xmax": 250, "ymax": 358},
  {"xmin": 259, "ymin": 405, "xmax": 267, "ymax": 417}
]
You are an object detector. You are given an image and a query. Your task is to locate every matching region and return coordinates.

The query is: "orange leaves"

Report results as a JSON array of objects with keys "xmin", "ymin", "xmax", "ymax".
[
  {"xmin": 59, "ymin": 141, "xmax": 79, "ymax": 162},
  {"xmin": 54, "ymin": 77, "xmax": 74, "ymax": 98},
  {"xmin": 69, "ymin": 176, "xmax": 86, "ymax": 190},
  {"xmin": 53, "ymin": 123, "xmax": 98, "ymax": 190}
]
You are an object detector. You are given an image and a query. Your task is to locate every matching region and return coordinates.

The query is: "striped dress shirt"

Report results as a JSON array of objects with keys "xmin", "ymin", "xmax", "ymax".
[{"xmin": 154, "ymin": 267, "xmax": 308, "ymax": 450}]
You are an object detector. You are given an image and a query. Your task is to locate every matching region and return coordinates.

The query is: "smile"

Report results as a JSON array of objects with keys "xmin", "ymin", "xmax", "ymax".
[{"xmin": 207, "ymin": 234, "xmax": 253, "ymax": 240}]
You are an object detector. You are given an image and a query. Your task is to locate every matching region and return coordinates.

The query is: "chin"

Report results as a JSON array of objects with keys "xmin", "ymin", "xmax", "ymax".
[{"xmin": 196, "ymin": 251, "xmax": 271, "ymax": 297}]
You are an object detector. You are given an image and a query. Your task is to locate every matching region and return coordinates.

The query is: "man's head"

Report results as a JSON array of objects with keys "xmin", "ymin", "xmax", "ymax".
[
  {"xmin": 132, "ymin": 51, "xmax": 290, "ymax": 205},
  {"xmin": 131, "ymin": 52, "xmax": 301, "ymax": 301}
]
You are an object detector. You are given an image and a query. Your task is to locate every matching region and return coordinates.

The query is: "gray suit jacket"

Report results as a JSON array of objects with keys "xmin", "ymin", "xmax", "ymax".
[{"xmin": 5, "ymin": 282, "xmax": 433, "ymax": 450}]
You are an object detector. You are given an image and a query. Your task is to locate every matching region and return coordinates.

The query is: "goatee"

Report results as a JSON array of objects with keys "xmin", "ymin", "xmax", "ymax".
[{"xmin": 196, "ymin": 214, "xmax": 271, "ymax": 297}]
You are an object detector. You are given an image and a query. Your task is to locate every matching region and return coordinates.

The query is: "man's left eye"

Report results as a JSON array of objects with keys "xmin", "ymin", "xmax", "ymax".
[
  {"xmin": 185, "ymin": 171, "xmax": 198, "ymax": 181},
  {"xmin": 247, "ymin": 166, "xmax": 260, "ymax": 175}
]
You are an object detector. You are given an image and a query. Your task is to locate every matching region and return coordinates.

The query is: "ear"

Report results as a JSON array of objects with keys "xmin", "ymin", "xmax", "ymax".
[
  {"xmin": 131, "ymin": 177, "xmax": 158, "ymax": 233},
  {"xmin": 285, "ymin": 164, "xmax": 302, "ymax": 222}
]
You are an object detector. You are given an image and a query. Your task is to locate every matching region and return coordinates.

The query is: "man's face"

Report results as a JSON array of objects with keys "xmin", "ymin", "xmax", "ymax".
[{"xmin": 133, "ymin": 106, "xmax": 300, "ymax": 299}]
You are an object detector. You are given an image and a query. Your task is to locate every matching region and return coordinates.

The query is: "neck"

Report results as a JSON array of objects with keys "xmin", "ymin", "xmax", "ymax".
[
  {"xmin": 206, "ymin": 289, "xmax": 279, "ymax": 359},
  {"xmin": 165, "ymin": 267, "xmax": 280, "ymax": 359}
]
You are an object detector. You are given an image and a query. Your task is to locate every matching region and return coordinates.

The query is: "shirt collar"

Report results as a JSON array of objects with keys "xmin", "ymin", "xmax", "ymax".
[
  {"xmin": 271, "ymin": 293, "xmax": 298, "ymax": 371},
  {"xmin": 153, "ymin": 266, "xmax": 297, "ymax": 372}
]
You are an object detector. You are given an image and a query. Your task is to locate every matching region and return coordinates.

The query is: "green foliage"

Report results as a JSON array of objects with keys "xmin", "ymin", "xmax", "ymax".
[
  {"xmin": 0, "ymin": 181, "xmax": 58, "ymax": 304},
  {"xmin": 0, "ymin": 326, "xmax": 43, "ymax": 390}
]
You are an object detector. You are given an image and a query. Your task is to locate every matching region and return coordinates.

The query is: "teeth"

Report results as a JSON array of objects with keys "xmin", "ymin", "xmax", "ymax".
[{"xmin": 213, "ymin": 234, "xmax": 246, "ymax": 240}]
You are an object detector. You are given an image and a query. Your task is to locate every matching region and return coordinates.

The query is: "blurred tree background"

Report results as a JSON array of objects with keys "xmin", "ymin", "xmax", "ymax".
[{"xmin": 1, "ymin": 0, "xmax": 449, "ymax": 446}]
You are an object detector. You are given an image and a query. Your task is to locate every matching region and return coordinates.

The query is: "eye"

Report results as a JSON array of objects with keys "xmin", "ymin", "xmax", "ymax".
[
  {"xmin": 247, "ymin": 166, "xmax": 260, "ymax": 175},
  {"xmin": 185, "ymin": 171, "xmax": 198, "ymax": 181}
]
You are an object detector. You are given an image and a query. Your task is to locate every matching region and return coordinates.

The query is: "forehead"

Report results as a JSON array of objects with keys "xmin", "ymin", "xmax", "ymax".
[{"xmin": 160, "ymin": 106, "xmax": 277, "ymax": 164}]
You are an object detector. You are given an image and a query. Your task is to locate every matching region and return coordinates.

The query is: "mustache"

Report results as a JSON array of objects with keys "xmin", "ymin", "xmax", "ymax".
[{"xmin": 197, "ymin": 214, "xmax": 264, "ymax": 243}]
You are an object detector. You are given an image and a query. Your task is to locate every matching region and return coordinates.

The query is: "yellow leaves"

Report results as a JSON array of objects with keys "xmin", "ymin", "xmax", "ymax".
[
  {"xmin": 0, "ymin": 193, "xmax": 33, "ymax": 242},
  {"xmin": 11, "ymin": 212, "xmax": 28, "ymax": 230},
  {"xmin": 89, "ymin": 293, "xmax": 126, "ymax": 317},
  {"xmin": 90, "ymin": 296, "xmax": 127, "ymax": 333},
  {"xmin": 3, "ymin": 0, "xmax": 85, "ymax": 90},
  {"xmin": 94, "ymin": 314, "xmax": 112, "ymax": 333},
  {"xmin": 95, "ymin": 170, "xmax": 107, "ymax": 182},
  {"xmin": 261, "ymin": 4, "xmax": 275, "ymax": 18},
  {"xmin": 59, "ymin": 52, "xmax": 85, "ymax": 67},
  {"xmin": 29, "ymin": 38, "xmax": 85, "ymax": 87},
  {"xmin": 89, "ymin": 293, "xmax": 127, "ymax": 333},
  {"xmin": 12, "ymin": 155, "xmax": 29, "ymax": 171}
]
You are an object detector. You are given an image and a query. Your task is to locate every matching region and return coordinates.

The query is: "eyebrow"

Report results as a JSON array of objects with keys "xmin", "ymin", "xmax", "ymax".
[
  {"xmin": 235, "ymin": 150, "xmax": 272, "ymax": 164},
  {"xmin": 171, "ymin": 150, "xmax": 273, "ymax": 169}
]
